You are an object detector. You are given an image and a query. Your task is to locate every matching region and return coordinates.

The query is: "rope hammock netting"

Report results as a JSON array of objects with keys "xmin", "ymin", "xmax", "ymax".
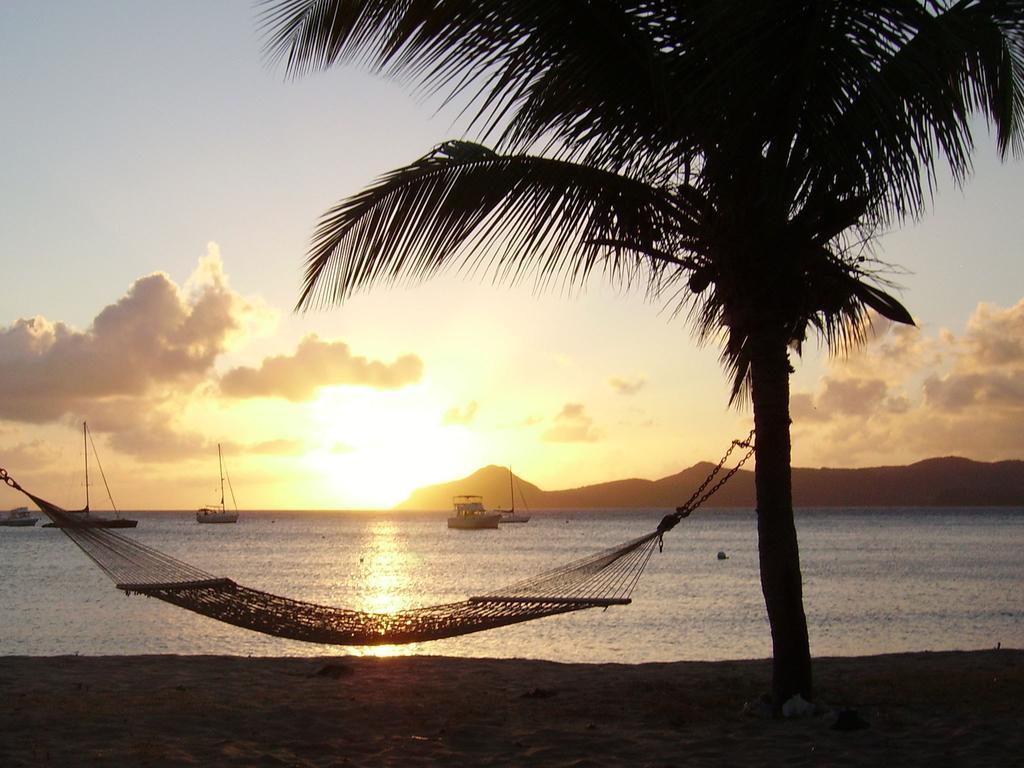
[{"xmin": 0, "ymin": 433, "xmax": 753, "ymax": 646}]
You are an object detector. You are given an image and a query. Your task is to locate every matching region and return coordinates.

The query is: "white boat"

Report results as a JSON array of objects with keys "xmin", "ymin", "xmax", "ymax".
[
  {"xmin": 196, "ymin": 505, "xmax": 238, "ymax": 524},
  {"xmin": 496, "ymin": 467, "xmax": 531, "ymax": 524},
  {"xmin": 0, "ymin": 506, "xmax": 38, "ymax": 527},
  {"xmin": 197, "ymin": 444, "xmax": 239, "ymax": 524},
  {"xmin": 447, "ymin": 495, "xmax": 501, "ymax": 530}
]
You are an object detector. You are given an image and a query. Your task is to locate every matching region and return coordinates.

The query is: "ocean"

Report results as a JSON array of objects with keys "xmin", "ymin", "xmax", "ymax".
[{"xmin": 1, "ymin": 508, "xmax": 1021, "ymax": 662}]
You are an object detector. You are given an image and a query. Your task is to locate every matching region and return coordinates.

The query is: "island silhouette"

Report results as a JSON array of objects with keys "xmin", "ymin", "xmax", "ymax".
[{"xmin": 397, "ymin": 457, "xmax": 1024, "ymax": 510}]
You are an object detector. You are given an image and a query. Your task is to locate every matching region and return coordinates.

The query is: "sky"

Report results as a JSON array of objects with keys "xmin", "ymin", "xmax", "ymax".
[{"xmin": 2, "ymin": 1, "xmax": 1023, "ymax": 510}]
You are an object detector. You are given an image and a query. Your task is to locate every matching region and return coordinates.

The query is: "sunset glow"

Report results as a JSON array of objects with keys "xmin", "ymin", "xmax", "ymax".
[
  {"xmin": 304, "ymin": 388, "xmax": 485, "ymax": 508},
  {"xmin": 1, "ymin": 2, "xmax": 1023, "ymax": 511}
]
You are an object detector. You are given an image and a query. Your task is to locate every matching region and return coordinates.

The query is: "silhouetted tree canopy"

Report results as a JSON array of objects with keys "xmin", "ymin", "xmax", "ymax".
[{"xmin": 261, "ymin": 0, "xmax": 1024, "ymax": 706}]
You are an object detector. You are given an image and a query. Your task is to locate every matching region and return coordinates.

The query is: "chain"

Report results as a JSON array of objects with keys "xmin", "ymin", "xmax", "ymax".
[
  {"xmin": 1, "ymin": 467, "xmax": 22, "ymax": 491},
  {"xmin": 656, "ymin": 429, "xmax": 755, "ymax": 545},
  {"xmin": 683, "ymin": 429, "xmax": 755, "ymax": 514}
]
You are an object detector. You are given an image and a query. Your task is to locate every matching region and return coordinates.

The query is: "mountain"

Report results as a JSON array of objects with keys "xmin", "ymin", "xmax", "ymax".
[{"xmin": 395, "ymin": 457, "xmax": 1024, "ymax": 510}]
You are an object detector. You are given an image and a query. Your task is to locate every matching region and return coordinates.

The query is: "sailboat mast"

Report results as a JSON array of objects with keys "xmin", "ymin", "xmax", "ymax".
[
  {"xmin": 218, "ymin": 444, "xmax": 225, "ymax": 509},
  {"xmin": 83, "ymin": 421, "xmax": 89, "ymax": 510},
  {"xmin": 509, "ymin": 467, "xmax": 514, "ymax": 514}
]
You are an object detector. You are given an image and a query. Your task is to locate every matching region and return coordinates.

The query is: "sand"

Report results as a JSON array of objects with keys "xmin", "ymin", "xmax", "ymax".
[{"xmin": 0, "ymin": 650, "xmax": 1020, "ymax": 767}]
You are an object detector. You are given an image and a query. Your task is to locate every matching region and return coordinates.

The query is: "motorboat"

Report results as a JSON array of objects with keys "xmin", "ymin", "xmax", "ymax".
[
  {"xmin": 447, "ymin": 495, "xmax": 501, "ymax": 530},
  {"xmin": 0, "ymin": 506, "xmax": 38, "ymax": 527}
]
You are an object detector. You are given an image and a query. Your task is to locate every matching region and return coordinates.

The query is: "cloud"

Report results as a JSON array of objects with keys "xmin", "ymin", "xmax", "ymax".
[
  {"xmin": 917, "ymin": 300, "xmax": 1024, "ymax": 416},
  {"xmin": 249, "ymin": 438, "xmax": 306, "ymax": 456},
  {"xmin": 495, "ymin": 414, "xmax": 543, "ymax": 429},
  {"xmin": 790, "ymin": 298, "xmax": 1024, "ymax": 466},
  {"xmin": 837, "ymin": 314, "xmax": 941, "ymax": 380},
  {"xmin": 961, "ymin": 300, "xmax": 1024, "ymax": 367},
  {"xmin": 0, "ymin": 439, "xmax": 63, "ymax": 469},
  {"xmin": 0, "ymin": 245, "xmax": 285, "ymax": 466},
  {"xmin": 924, "ymin": 369, "xmax": 1024, "ymax": 412},
  {"xmin": 816, "ymin": 378, "xmax": 888, "ymax": 416},
  {"xmin": 542, "ymin": 403, "xmax": 602, "ymax": 443},
  {"xmin": 0, "ymin": 244, "xmax": 264, "ymax": 424},
  {"xmin": 609, "ymin": 376, "xmax": 647, "ymax": 396},
  {"xmin": 789, "ymin": 392, "xmax": 826, "ymax": 423},
  {"xmin": 442, "ymin": 401, "xmax": 478, "ymax": 426},
  {"xmin": 85, "ymin": 402, "xmax": 214, "ymax": 463},
  {"xmin": 219, "ymin": 334, "xmax": 423, "ymax": 401}
]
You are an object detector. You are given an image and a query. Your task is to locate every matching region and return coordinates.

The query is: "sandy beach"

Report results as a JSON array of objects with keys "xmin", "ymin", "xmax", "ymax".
[{"xmin": 0, "ymin": 649, "xmax": 1019, "ymax": 767}]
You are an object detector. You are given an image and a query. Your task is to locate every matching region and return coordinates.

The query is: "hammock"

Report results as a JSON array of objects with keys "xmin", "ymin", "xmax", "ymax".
[{"xmin": 0, "ymin": 436, "xmax": 752, "ymax": 646}]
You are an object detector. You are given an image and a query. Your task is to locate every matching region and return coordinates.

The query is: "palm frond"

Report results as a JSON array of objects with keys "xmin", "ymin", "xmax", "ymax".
[
  {"xmin": 259, "ymin": 2, "xmax": 661, "ymax": 152},
  {"xmin": 263, "ymin": 0, "xmax": 1023, "ymax": 408},
  {"xmin": 798, "ymin": 0, "xmax": 1024, "ymax": 222},
  {"xmin": 296, "ymin": 141, "xmax": 698, "ymax": 310}
]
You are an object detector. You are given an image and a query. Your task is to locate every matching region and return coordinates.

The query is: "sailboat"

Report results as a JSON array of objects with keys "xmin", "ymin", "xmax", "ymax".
[
  {"xmin": 42, "ymin": 422, "xmax": 138, "ymax": 528},
  {"xmin": 196, "ymin": 444, "xmax": 239, "ymax": 524},
  {"xmin": 496, "ymin": 467, "xmax": 531, "ymax": 524}
]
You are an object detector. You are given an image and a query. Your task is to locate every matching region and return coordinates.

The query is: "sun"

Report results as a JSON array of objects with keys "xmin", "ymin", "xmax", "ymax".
[{"xmin": 302, "ymin": 387, "xmax": 484, "ymax": 509}]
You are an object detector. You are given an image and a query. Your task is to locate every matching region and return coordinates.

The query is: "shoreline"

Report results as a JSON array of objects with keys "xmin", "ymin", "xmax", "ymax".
[{"xmin": 1, "ymin": 649, "xmax": 1020, "ymax": 766}]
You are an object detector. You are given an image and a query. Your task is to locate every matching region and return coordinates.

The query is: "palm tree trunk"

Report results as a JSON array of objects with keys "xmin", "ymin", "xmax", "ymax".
[{"xmin": 749, "ymin": 330, "xmax": 812, "ymax": 708}]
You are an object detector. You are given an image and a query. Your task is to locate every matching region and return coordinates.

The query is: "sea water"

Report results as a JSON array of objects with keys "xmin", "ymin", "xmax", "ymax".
[{"xmin": 0, "ymin": 508, "xmax": 1021, "ymax": 662}]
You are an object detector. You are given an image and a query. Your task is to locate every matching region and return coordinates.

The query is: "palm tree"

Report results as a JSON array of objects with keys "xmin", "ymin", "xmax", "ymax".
[{"xmin": 260, "ymin": 1, "xmax": 1024, "ymax": 707}]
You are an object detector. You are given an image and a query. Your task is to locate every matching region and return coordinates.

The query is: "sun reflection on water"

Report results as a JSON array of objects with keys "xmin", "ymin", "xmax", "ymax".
[
  {"xmin": 352, "ymin": 520, "xmax": 422, "ymax": 658},
  {"xmin": 352, "ymin": 643, "xmax": 407, "ymax": 658},
  {"xmin": 358, "ymin": 521, "xmax": 412, "ymax": 612}
]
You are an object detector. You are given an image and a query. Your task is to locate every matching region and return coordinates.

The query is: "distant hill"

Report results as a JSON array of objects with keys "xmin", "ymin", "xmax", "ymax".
[{"xmin": 395, "ymin": 457, "xmax": 1024, "ymax": 510}]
